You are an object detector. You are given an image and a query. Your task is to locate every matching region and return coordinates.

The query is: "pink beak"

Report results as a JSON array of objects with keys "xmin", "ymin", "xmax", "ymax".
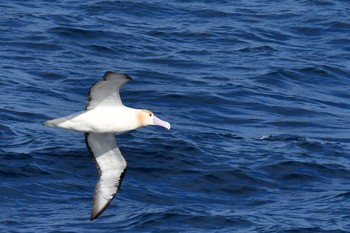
[{"xmin": 153, "ymin": 115, "xmax": 171, "ymax": 130}]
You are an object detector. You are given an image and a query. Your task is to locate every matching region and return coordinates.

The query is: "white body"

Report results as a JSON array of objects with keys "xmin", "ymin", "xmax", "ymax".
[{"xmin": 45, "ymin": 106, "xmax": 140, "ymax": 133}]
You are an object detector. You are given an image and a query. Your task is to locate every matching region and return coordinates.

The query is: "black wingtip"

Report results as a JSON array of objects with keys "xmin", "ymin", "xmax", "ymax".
[
  {"xmin": 103, "ymin": 71, "xmax": 113, "ymax": 79},
  {"xmin": 103, "ymin": 71, "xmax": 132, "ymax": 81},
  {"xmin": 125, "ymin": 74, "xmax": 132, "ymax": 81},
  {"xmin": 90, "ymin": 214, "xmax": 98, "ymax": 221},
  {"xmin": 90, "ymin": 210, "xmax": 102, "ymax": 221},
  {"xmin": 90, "ymin": 198, "xmax": 114, "ymax": 221}
]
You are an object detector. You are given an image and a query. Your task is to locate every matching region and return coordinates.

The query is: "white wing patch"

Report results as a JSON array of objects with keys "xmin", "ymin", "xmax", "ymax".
[
  {"xmin": 86, "ymin": 71, "xmax": 132, "ymax": 110},
  {"xmin": 85, "ymin": 133, "xmax": 127, "ymax": 221}
]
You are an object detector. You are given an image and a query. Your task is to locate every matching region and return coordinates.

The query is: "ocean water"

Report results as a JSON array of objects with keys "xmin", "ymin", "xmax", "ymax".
[{"xmin": 1, "ymin": 0, "xmax": 350, "ymax": 232}]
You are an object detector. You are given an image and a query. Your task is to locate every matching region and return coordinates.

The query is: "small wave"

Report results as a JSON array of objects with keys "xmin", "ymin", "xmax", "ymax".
[{"xmin": 49, "ymin": 26, "xmax": 107, "ymax": 39}]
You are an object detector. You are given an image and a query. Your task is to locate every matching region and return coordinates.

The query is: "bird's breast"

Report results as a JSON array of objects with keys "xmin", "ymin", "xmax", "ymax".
[{"xmin": 85, "ymin": 107, "xmax": 139, "ymax": 133}]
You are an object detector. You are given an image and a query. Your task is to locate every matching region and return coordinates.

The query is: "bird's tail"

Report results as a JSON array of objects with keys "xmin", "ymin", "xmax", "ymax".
[{"xmin": 42, "ymin": 117, "xmax": 67, "ymax": 127}]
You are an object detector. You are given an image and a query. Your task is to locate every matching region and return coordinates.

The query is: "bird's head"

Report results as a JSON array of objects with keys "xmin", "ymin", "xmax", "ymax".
[{"xmin": 137, "ymin": 110, "xmax": 171, "ymax": 130}]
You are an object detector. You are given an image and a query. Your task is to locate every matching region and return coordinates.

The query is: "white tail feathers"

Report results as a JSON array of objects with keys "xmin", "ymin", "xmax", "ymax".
[{"xmin": 43, "ymin": 118, "xmax": 67, "ymax": 127}]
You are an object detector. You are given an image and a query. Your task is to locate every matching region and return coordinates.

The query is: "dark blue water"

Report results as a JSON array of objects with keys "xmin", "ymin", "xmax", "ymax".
[{"xmin": 1, "ymin": 1, "xmax": 350, "ymax": 232}]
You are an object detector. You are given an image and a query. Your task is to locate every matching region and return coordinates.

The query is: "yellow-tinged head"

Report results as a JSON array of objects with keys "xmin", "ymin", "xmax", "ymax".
[{"xmin": 137, "ymin": 110, "xmax": 171, "ymax": 130}]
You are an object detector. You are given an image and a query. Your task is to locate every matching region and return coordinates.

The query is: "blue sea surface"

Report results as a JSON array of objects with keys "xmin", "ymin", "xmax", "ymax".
[{"xmin": 1, "ymin": 0, "xmax": 350, "ymax": 232}]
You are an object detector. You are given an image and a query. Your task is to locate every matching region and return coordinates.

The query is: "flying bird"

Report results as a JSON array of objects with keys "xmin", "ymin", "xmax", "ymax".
[{"xmin": 43, "ymin": 71, "xmax": 171, "ymax": 221}]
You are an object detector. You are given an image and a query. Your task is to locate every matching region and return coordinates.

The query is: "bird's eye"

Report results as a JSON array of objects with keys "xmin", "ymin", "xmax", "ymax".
[{"xmin": 149, "ymin": 113, "xmax": 152, "ymax": 117}]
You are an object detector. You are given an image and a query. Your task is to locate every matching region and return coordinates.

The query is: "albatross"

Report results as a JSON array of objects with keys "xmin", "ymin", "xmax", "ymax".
[{"xmin": 43, "ymin": 71, "xmax": 171, "ymax": 221}]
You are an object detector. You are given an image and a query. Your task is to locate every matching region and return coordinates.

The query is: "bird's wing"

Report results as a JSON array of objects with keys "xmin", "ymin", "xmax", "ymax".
[
  {"xmin": 85, "ymin": 133, "xmax": 127, "ymax": 221},
  {"xmin": 86, "ymin": 71, "xmax": 132, "ymax": 110}
]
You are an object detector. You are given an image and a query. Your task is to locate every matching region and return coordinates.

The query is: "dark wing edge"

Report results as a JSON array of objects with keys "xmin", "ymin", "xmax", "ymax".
[
  {"xmin": 90, "ymin": 167, "xmax": 128, "ymax": 221},
  {"xmin": 103, "ymin": 71, "xmax": 133, "ymax": 82},
  {"xmin": 85, "ymin": 133, "xmax": 128, "ymax": 221},
  {"xmin": 85, "ymin": 82, "xmax": 98, "ymax": 110}
]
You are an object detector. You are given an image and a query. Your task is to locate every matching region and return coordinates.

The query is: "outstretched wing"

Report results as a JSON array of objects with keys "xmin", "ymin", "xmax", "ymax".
[
  {"xmin": 86, "ymin": 71, "xmax": 132, "ymax": 110},
  {"xmin": 85, "ymin": 133, "xmax": 128, "ymax": 221}
]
